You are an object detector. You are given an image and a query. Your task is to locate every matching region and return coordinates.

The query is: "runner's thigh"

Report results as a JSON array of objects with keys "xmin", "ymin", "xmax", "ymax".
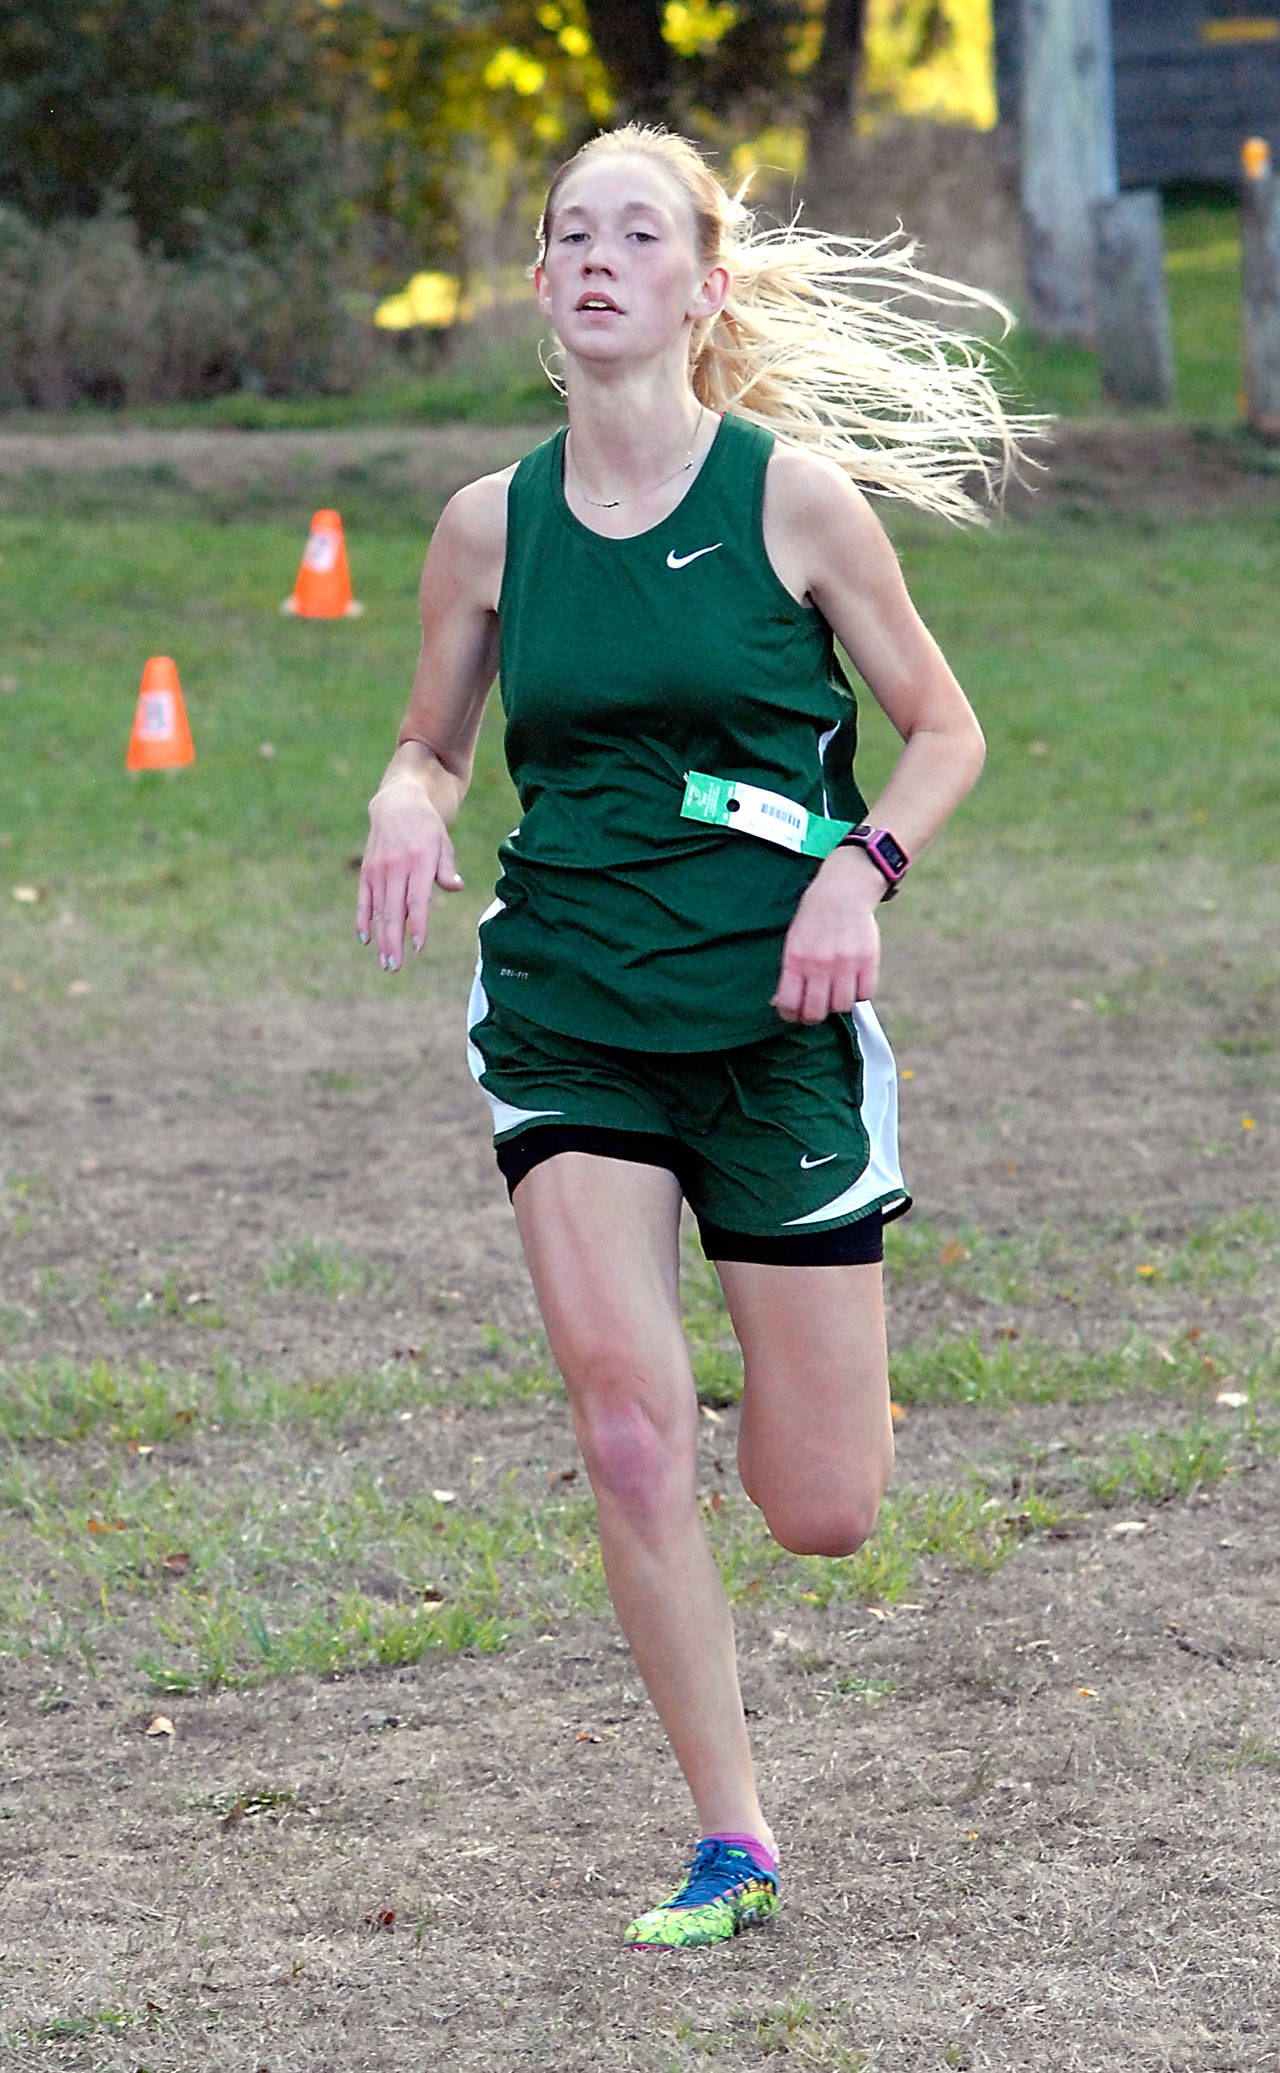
[
  {"xmin": 716, "ymin": 1259, "xmax": 893, "ymax": 1531},
  {"xmin": 511, "ymin": 1153, "xmax": 692, "ymax": 1421}
]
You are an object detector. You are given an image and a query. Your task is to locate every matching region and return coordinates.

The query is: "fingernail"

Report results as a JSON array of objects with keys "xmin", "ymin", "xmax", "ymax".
[{"xmin": 358, "ymin": 930, "xmax": 368, "ymax": 944}]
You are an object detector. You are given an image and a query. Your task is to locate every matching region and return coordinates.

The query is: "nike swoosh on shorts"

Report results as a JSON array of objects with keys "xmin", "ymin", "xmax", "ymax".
[
  {"xmin": 666, "ymin": 543, "xmax": 723, "ymax": 569},
  {"xmin": 799, "ymin": 1152, "xmax": 839, "ymax": 1169}
]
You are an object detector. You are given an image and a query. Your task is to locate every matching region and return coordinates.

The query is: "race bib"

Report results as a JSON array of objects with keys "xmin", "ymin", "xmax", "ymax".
[{"xmin": 680, "ymin": 771, "xmax": 852, "ymax": 860}]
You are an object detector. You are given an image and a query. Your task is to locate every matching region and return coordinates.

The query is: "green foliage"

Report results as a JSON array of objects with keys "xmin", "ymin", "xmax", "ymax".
[
  {"xmin": 0, "ymin": 2, "xmax": 612, "ymax": 277},
  {"xmin": 0, "ymin": 1, "xmax": 614, "ymax": 405},
  {"xmin": 0, "ymin": 202, "xmax": 380, "ymax": 408},
  {"xmin": 342, "ymin": 1, "xmax": 614, "ymax": 266},
  {"xmin": 0, "ymin": 0, "xmax": 344, "ymax": 253}
]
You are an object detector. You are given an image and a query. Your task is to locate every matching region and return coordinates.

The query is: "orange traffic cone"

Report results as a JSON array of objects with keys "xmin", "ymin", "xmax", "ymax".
[
  {"xmin": 126, "ymin": 657, "xmax": 195, "ymax": 772},
  {"xmin": 282, "ymin": 509, "xmax": 363, "ymax": 618}
]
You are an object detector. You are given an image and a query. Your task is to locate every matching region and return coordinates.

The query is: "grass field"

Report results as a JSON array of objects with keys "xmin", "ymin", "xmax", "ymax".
[
  {"xmin": 1, "ymin": 441, "xmax": 1276, "ymax": 984},
  {"xmin": 1, "ymin": 403, "xmax": 1278, "ymax": 2061}
]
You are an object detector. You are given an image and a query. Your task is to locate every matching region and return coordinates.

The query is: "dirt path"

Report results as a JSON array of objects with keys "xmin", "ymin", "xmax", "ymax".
[
  {"xmin": 0, "ymin": 417, "xmax": 1276, "ymax": 516},
  {"xmin": 7, "ymin": 1455, "xmax": 1279, "ymax": 2071}
]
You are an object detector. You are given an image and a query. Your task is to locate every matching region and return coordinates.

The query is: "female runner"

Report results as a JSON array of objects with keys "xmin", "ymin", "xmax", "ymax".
[{"xmin": 358, "ymin": 124, "xmax": 1022, "ymax": 1950}]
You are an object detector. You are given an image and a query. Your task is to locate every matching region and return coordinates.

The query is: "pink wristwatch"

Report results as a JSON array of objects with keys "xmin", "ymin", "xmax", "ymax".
[{"xmin": 837, "ymin": 824, "xmax": 910, "ymax": 899}]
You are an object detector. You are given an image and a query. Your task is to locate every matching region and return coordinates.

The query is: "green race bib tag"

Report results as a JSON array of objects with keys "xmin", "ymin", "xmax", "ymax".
[{"xmin": 680, "ymin": 770, "xmax": 851, "ymax": 859}]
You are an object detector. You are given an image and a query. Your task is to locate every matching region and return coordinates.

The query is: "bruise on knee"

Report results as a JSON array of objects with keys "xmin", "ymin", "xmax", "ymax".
[{"xmin": 575, "ymin": 1395, "xmax": 696, "ymax": 1525}]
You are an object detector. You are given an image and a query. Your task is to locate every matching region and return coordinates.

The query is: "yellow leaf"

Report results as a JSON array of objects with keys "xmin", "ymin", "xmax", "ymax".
[
  {"xmin": 662, "ymin": 1, "xmax": 738, "ymax": 59},
  {"xmin": 375, "ymin": 271, "xmax": 461, "ymax": 333}
]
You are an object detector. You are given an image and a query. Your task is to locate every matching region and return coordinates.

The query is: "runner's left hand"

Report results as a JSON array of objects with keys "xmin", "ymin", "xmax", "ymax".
[{"xmin": 772, "ymin": 848, "xmax": 883, "ymax": 1023}]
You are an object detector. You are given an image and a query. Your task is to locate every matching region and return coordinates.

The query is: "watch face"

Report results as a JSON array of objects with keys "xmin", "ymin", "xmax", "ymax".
[{"xmin": 874, "ymin": 832, "xmax": 908, "ymax": 875}]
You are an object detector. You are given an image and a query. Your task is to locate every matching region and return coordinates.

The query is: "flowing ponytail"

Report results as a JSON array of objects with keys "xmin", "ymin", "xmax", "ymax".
[{"xmin": 537, "ymin": 124, "xmax": 1038, "ymax": 525}]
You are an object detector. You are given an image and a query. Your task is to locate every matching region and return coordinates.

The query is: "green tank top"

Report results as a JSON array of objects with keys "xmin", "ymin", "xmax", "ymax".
[{"xmin": 479, "ymin": 411, "xmax": 867, "ymax": 1052}]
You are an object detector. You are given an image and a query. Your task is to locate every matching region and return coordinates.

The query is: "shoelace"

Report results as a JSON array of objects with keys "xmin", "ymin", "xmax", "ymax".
[{"xmin": 672, "ymin": 1839, "xmax": 771, "ymax": 1908}]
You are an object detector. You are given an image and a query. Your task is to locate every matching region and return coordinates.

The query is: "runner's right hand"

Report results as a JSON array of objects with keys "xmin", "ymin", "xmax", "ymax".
[{"xmin": 356, "ymin": 775, "xmax": 464, "ymax": 973}]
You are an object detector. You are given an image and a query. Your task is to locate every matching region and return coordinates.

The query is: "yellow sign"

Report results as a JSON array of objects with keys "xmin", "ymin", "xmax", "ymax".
[{"xmin": 1202, "ymin": 18, "xmax": 1280, "ymax": 43}]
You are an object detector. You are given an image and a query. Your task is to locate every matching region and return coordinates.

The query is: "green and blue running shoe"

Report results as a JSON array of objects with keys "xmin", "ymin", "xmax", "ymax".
[{"xmin": 623, "ymin": 1838, "xmax": 779, "ymax": 1950}]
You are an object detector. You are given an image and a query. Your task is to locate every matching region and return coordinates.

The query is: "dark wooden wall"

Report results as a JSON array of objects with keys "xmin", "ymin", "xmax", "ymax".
[{"xmin": 992, "ymin": 1, "xmax": 1280, "ymax": 185}]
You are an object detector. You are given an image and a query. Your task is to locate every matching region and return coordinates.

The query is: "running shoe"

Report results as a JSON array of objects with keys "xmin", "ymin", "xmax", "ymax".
[{"xmin": 623, "ymin": 1838, "xmax": 779, "ymax": 1950}]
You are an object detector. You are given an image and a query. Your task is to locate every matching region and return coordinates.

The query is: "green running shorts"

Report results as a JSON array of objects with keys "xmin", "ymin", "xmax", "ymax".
[{"xmin": 467, "ymin": 974, "xmax": 909, "ymax": 1265}]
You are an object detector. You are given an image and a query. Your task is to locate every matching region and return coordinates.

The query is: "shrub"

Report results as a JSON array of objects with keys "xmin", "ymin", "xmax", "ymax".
[{"xmin": 0, "ymin": 203, "xmax": 384, "ymax": 407}]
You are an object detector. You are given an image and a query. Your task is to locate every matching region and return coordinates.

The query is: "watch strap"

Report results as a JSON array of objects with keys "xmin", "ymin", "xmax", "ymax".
[{"xmin": 837, "ymin": 824, "xmax": 909, "ymax": 898}]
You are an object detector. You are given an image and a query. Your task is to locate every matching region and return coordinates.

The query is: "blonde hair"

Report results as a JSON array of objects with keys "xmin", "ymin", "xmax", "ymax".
[{"xmin": 538, "ymin": 124, "xmax": 1037, "ymax": 525}]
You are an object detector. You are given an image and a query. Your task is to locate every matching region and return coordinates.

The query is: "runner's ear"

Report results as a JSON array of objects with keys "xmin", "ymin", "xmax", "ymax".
[{"xmin": 690, "ymin": 263, "xmax": 729, "ymax": 323}]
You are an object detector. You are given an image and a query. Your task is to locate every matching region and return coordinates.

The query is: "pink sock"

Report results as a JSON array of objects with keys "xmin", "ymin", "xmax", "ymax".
[{"xmin": 703, "ymin": 1831, "xmax": 779, "ymax": 1875}]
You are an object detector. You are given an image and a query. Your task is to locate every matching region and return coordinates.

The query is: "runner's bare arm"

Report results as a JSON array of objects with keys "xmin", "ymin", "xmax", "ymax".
[
  {"xmin": 357, "ymin": 470, "xmax": 510, "ymax": 972},
  {"xmin": 762, "ymin": 447, "xmax": 986, "ymax": 1023}
]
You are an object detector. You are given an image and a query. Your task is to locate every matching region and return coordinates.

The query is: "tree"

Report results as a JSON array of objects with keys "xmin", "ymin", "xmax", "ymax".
[
  {"xmin": 580, "ymin": 0, "xmax": 673, "ymax": 120},
  {"xmin": 806, "ymin": 0, "xmax": 868, "ymax": 182},
  {"xmin": 0, "ymin": 0, "xmax": 346, "ymax": 254}
]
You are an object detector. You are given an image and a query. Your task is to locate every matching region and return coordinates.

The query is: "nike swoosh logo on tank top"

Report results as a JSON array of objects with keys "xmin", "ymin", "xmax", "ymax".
[{"xmin": 666, "ymin": 543, "xmax": 723, "ymax": 569}]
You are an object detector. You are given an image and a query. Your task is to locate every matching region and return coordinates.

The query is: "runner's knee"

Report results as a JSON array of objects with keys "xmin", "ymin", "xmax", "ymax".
[
  {"xmin": 563, "ymin": 1352, "xmax": 696, "ymax": 1524},
  {"xmin": 761, "ymin": 1458, "xmax": 892, "ymax": 1559},
  {"xmin": 578, "ymin": 1403, "xmax": 693, "ymax": 1521}
]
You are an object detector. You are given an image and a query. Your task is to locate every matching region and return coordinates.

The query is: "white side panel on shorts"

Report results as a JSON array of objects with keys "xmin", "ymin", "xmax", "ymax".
[
  {"xmin": 816, "ymin": 721, "xmax": 839, "ymax": 818},
  {"xmin": 466, "ymin": 915, "xmax": 565, "ymax": 1139},
  {"xmin": 781, "ymin": 1001, "xmax": 907, "ymax": 1225}
]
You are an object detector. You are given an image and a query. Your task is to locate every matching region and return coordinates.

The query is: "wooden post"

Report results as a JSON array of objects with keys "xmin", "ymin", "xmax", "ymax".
[
  {"xmin": 1242, "ymin": 138, "xmax": 1280, "ymax": 439},
  {"xmin": 1092, "ymin": 190, "xmax": 1175, "ymax": 407},
  {"xmin": 1020, "ymin": 0, "xmax": 1118, "ymax": 341}
]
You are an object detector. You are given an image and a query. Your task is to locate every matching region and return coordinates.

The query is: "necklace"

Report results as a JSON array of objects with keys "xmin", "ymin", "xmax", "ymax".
[{"xmin": 568, "ymin": 405, "xmax": 707, "ymax": 510}]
